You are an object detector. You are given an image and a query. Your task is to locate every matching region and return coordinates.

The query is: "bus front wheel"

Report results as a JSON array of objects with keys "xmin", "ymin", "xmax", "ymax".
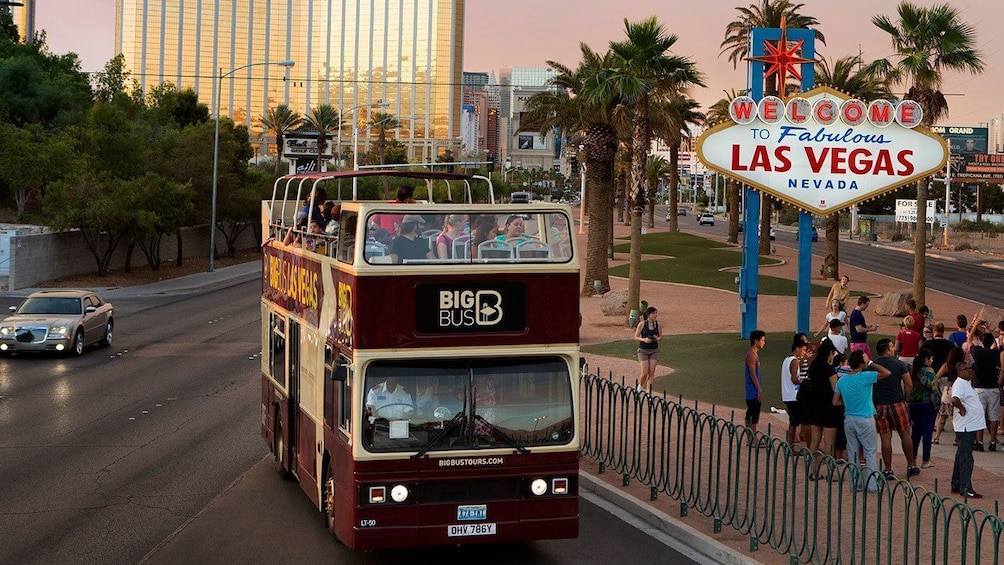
[{"xmin": 323, "ymin": 463, "xmax": 337, "ymax": 534}]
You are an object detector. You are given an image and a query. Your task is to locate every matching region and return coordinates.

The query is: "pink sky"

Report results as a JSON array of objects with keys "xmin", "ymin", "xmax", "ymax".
[{"xmin": 37, "ymin": 0, "xmax": 1003, "ymax": 126}]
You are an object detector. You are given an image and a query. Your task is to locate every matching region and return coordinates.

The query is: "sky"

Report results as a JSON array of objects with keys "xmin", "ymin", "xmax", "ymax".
[{"xmin": 35, "ymin": 0, "xmax": 1004, "ymax": 127}]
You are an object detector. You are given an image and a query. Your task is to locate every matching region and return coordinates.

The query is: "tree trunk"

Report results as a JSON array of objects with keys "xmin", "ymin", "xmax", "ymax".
[
  {"xmin": 581, "ymin": 155, "xmax": 615, "ymax": 296},
  {"xmin": 646, "ymin": 179, "xmax": 656, "ymax": 229},
  {"xmin": 727, "ymin": 179, "xmax": 740, "ymax": 244},
  {"xmin": 274, "ymin": 133, "xmax": 284, "ymax": 175},
  {"xmin": 824, "ymin": 213, "xmax": 839, "ymax": 279},
  {"xmin": 913, "ymin": 179, "xmax": 928, "ymax": 307},
  {"xmin": 759, "ymin": 194, "xmax": 772, "ymax": 255},
  {"xmin": 626, "ymin": 99, "xmax": 647, "ymax": 327},
  {"xmin": 668, "ymin": 146, "xmax": 680, "ymax": 232}
]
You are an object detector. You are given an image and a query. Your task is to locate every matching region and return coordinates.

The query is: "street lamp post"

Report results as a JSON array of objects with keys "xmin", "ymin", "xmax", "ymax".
[{"xmin": 210, "ymin": 59, "xmax": 295, "ymax": 272}]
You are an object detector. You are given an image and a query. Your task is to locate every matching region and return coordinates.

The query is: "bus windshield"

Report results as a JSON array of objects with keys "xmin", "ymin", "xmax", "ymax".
[{"xmin": 363, "ymin": 357, "xmax": 573, "ymax": 454}]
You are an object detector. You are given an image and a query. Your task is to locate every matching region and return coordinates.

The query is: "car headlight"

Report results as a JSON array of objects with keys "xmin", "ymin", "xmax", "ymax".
[
  {"xmin": 0, "ymin": 326, "xmax": 12, "ymax": 337},
  {"xmin": 50, "ymin": 325, "xmax": 69, "ymax": 337}
]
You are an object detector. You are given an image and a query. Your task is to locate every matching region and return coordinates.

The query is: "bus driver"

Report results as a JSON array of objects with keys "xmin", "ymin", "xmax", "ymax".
[{"xmin": 365, "ymin": 376, "xmax": 415, "ymax": 421}]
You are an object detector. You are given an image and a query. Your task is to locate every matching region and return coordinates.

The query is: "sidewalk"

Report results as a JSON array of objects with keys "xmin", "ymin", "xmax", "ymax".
[{"xmin": 578, "ymin": 217, "xmax": 1004, "ymax": 563}]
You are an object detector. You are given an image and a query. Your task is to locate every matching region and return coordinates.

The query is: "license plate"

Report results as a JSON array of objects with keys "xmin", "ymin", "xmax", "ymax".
[
  {"xmin": 447, "ymin": 523, "xmax": 496, "ymax": 537},
  {"xmin": 457, "ymin": 504, "xmax": 487, "ymax": 521}
]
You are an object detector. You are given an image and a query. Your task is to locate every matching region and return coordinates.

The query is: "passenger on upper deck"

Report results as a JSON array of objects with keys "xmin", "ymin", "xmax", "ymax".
[
  {"xmin": 495, "ymin": 214, "xmax": 536, "ymax": 246},
  {"xmin": 296, "ymin": 187, "xmax": 328, "ymax": 229},
  {"xmin": 375, "ymin": 186, "xmax": 417, "ymax": 235},
  {"xmin": 470, "ymin": 215, "xmax": 499, "ymax": 259},
  {"xmin": 435, "ymin": 214, "xmax": 468, "ymax": 259},
  {"xmin": 389, "ymin": 215, "xmax": 433, "ymax": 263}
]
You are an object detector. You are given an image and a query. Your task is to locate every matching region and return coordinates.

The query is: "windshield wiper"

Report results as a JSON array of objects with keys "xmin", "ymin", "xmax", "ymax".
[
  {"xmin": 411, "ymin": 411, "xmax": 465, "ymax": 459},
  {"xmin": 472, "ymin": 415, "xmax": 529, "ymax": 454}
]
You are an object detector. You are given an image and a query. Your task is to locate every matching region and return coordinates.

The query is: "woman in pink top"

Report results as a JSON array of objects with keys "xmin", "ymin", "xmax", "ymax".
[{"xmin": 435, "ymin": 214, "xmax": 467, "ymax": 259}]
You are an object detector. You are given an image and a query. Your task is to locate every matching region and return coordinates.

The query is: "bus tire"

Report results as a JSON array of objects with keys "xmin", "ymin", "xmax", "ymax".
[
  {"xmin": 323, "ymin": 461, "xmax": 338, "ymax": 536},
  {"xmin": 274, "ymin": 421, "xmax": 290, "ymax": 480}
]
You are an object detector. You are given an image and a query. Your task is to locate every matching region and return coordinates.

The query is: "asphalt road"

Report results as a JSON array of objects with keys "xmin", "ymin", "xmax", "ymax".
[
  {"xmin": 658, "ymin": 205, "xmax": 1004, "ymax": 308},
  {"xmin": 0, "ymin": 279, "xmax": 698, "ymax": 565}
]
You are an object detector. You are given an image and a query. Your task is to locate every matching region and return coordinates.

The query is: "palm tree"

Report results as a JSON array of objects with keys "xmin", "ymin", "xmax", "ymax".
[
  {"xmin": 522, "ymin": 44, "xmax": 623, "ymax": 296},
  {"xmin": 644, "ymin": 154, "xmax": 672, "ymax": 226},
  {"xmin": 815, "ymin": 56, "xmax": 892, "ymax": 280},
  {"xmin": 651, "ymin": 95, "xmax": 704, "ymax": 231},
  {"xmin": 722, "ymin": 0, "xmax": 825, "ymax": 255},
  {"xmin": 370, "ymin": 112, "xmax": 401, "ymax": 199},
  {"xmin": 261, "ymin": 104, "xmax": 302, "ymax": 174},
  {"xmin": 871, "ymin": 2, "xmax": 984, "ymax": 307},
  {"xmin": 706, "ymin": 90, "xmax": 744, "ymax": 244},
  {"xmin": 596, "ymin": 16, "xmax": 704, "ymax": 325},
  {"xmin": 302, "ymin": 104, "xmax": 340, "ymax": 172}
]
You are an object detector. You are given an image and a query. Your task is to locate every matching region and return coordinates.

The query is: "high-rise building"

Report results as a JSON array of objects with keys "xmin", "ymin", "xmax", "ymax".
[
  {"xmin": 115, "ymin": 0, "xmax": 465, "ymax": 163},
  {"xmin": 4, "ymin": 0, "xmax": 35, "ymax": 42}
]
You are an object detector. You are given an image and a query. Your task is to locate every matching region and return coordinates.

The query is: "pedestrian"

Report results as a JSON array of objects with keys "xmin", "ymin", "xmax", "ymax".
[
  {"xmin": 634, "ymin": 306, "xmax": 661, "ymax": 392},
  {"xmin": 745, "ymin": 330, "xmax": 766, "ymax": 437},
  {"xmin": 833, "ymin": 350, "xmax": 892, "ymax": 492},
  {"xmin": 825, "ymin": 275, "xmax": 850, "ymax": 309},
  {"xmin": 907, "ymin": 350, "xmax": 939, "ymax": 470},
  {"xmin": 951, "ymin": 362, "xmax": 985, "ymax": 499},
  {"xmin": 948, "ymin": 314, "xmax": 968, "ymax": 348},
  {"xmin": 933, "ymin": 346, "xmax": 964, "ymax": 445},
  {"xmin": 782, "ymin": 334, "xmax": 810, "ymax": 447},
  {"xmin": 822, "ymin": 318, "xmax": 848, "ymax": 355},
  {"xmin": 817, "ymin": 298, "xmax": 847, "ymax": 338},
  {"xmin": 966, "ymin": 313, "xmax": 1004, "ymax": 452},
  {"xmin": 872, "ymin": 338, "xmax": 917, "ymax": 479},
  {"xmin": 904, "ymin": 299, "xmax": 924, "ymax": 334},
  {"xmin": 918, "ymin": 322, "xmax": 955, "ymax": 374},
  {"xmin": 895, "ymin": 315, "xmax": 923, "ymax": 369},
  {"xmin": 803, "ymin": 340, "xmax": 840, "ymax": 478},
  {"xmin": 849, "ymin": 296, "xmax": 878, "ymax": 358}
]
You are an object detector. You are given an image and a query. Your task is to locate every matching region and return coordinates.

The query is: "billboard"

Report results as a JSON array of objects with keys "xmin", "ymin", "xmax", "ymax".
[
  {"xmin": 955, "ymin": 153, "xmax": 1004, "ymax": 184},
  {"xmin": 929, "ymin": 126, "xmax": 988, "ymax": 155},
  {"xmin": 517, "ymin": 134, "xmax": 547, "ymax": 151}
]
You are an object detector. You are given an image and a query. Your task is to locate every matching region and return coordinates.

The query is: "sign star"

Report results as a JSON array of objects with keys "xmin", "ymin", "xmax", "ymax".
[{"xmin": 746, "ymin": 17, "xmax": 815, "ymax": 92}]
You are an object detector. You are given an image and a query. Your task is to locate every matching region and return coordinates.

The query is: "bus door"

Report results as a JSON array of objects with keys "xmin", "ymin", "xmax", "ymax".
[{"xmin": 287, "ymin": 320, "xmax": 301, "ymax": 475}]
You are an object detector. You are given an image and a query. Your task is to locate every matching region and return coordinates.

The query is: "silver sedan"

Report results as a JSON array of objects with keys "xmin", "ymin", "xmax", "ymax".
[{"xmin": 0, "ymin": 290, "xmax": 114, "ymax": 356}]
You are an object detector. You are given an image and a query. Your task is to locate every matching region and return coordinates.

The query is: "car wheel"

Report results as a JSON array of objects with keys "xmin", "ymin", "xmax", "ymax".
[
  {"xmin": 71, "ymin": 329, "xmax": 85, "ymax": 357},
  {"xmin": 99, "ymin": 319, "xmax": 113, "ymax": 347}
]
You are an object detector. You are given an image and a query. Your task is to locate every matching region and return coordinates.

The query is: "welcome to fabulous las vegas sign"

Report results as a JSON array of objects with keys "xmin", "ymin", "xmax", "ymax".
[{"xmin": 696, "ymin": 85, "xmax": 949, "ymax": 216}]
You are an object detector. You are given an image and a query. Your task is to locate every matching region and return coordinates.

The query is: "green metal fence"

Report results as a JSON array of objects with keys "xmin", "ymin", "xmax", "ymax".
[{"xmin": 581, "ymin": 370, "xmax": 1004, "ymax": 564}]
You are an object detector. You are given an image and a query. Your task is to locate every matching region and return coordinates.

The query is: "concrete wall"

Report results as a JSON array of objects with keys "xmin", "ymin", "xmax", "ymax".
[{"xmin": 4, "ymin": 225, "xmax": 259, "ymax": 290}]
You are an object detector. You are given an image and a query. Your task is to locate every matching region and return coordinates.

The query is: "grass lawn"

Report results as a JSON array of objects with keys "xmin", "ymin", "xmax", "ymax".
[
  {"xmin": 583, "ymin": 333, "xmax": 895, "ymax": 412},
  {"xmin": 610, "ymin": 231, "xmax": 834, "ymax": 296}
]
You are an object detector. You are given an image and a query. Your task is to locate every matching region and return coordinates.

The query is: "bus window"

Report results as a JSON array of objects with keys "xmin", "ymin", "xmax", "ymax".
[
  {"xmin": 270, "ymin": 314, "xmax": 286, "ymax": 389},
  {"xmin": 338, "ymin": 355, "xmax": 352, "ymax": 434},
  {"xmin": 336, "ymin": 212, "xmax": 358, "ymax": 264},
  {"xmin": 362, "ymin": 357, "xmax": 573, "ymax": 453},
  {"xmin": 545, "ymin": 212, "xmax": 573, "ymax": 260}
]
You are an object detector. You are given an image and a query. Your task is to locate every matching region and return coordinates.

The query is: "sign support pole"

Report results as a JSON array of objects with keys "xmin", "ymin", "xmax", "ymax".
[
  {"xmin": 796, "ymin": 211, "xmax": 813, "ymax": 335},
  {"xmin": 943, "ymin": 140, "xmax": 952, "ymax": 248}
]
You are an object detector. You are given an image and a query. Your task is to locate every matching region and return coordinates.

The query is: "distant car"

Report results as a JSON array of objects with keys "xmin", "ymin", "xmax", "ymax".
[
  {"xmin": 665, "ymin": 208, "xmax": 688, "ymax": 221},
  {"xmin": 698, "ymin": 213, "xmax": 715, "ymax": 226},
  {"xmin": 0, "ymin": 290, "xmax": 114, "ymax": 356},
  {"xmin": 796, "ymin": 226, "xmax": 819, "ymax": 242},
  {"xmin": 770, "ymin": 226, "xmax": 776, "ymax": 240}
]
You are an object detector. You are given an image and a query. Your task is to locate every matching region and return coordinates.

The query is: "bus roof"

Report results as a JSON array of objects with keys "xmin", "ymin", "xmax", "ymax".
[{"xmin": 278, "ymin": 169, "xmax": 479, "ymax": 182}]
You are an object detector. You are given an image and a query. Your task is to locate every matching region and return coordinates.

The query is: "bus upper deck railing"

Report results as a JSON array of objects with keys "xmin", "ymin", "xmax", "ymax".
[{"xmin": 581, "ymin": 368, "xmax": 1004, "ymax": 564}]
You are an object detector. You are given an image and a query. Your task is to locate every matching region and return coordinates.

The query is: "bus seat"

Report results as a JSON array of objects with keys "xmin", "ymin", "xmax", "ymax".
[
  {"xmin": 453, "ymin": 235, "xmax": 471, "ymax": 259},
  {"xmin": 516, "ymin": 241, "xmax": 551, "ymax": 260},
  {"xmin": 370, "ymin": 255, "xmax": 393, "ymax": 264},
  {"xmin": 477, "ymin": 240, "xmax": 514, "ymax": 260}
]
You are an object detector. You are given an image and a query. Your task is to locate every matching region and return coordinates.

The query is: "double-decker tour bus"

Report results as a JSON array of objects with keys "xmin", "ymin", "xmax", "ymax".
[{"xmin": 259, "ymin": 169, "xmax": 580, "ymax": 549}]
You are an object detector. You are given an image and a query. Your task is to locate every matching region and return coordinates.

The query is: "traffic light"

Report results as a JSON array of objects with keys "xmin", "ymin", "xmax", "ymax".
[
  {"xmin": 487, "ymin": 156, "xmax": 495, "ymax": 172},
  {"xmin": 570, "ymin": 156, "xmax": 579, "ymax": 175}
]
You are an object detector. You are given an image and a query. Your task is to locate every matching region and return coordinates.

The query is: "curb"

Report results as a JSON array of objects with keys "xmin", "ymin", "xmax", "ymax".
[{"xmin": 579, "ymin": 471, "xmax": 758, "ymax": 565}]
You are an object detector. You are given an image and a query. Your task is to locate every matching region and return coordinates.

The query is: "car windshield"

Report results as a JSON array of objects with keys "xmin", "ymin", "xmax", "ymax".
[
  {"xmin": 362, "ymin": 356, "xmax": 574, "ymax": 454},
  {"xmin": 17, "ymin": 297, "xmax": 82, "ymax": 315}
]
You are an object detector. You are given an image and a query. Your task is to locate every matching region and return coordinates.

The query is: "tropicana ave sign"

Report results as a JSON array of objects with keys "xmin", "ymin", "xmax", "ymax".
[{"xmin": 696, "ymin": 86, "xmax": 949, "ymax": 216}]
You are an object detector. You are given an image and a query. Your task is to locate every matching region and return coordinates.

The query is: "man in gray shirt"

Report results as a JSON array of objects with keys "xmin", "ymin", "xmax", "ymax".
[{"xmin": 872, "ymin": 338, "xmax": 918, "ymax": 478}]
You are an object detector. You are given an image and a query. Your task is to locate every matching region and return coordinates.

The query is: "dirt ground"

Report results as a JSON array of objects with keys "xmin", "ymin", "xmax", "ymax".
[{"xmin": 36, "ymin": 249, "xmax": 261, "ymax": 289}]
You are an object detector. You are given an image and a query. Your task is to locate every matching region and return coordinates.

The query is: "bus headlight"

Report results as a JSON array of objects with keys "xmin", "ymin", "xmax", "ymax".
[
  {"xmin": 530, "ymin": 478, "xmax": 548, "ymax": 496},
  {"xmin": 390, "ymin": 484, "xmax": 409, "ymax": 503}
]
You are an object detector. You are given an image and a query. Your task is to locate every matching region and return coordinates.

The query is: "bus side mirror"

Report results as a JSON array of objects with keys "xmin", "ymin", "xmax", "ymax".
[{"xmin": 331, "ymin": 361, "xmax": 348, "ymax": 382}]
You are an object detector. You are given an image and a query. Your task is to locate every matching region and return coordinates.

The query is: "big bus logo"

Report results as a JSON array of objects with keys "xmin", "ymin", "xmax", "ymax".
[
  {"xmin": 415, "ymin": 282, "xmax": 527, "ymax": 334},
  {"xmin": 439, "ymin": 290, "xmax": 504, "ymax": 327}
]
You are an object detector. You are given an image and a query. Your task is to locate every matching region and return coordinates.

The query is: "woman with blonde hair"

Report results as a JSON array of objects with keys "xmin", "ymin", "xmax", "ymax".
[{"xmin": 435, "ymin": 214, "xmax": 467, "ymax": 259}]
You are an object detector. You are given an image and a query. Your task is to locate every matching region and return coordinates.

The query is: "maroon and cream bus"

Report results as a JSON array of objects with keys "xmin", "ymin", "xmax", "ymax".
[{"xmin": 260, "ymin": 170, "xmax": 580, "ymax": 549}]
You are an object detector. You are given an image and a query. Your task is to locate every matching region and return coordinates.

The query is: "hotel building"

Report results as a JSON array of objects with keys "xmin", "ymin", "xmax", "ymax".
[{"xmin": 115, "ymin": 0, "xmax": 465, "ymax": 162}]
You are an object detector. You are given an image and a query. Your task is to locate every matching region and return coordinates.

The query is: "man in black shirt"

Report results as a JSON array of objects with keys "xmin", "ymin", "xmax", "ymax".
[
  {"xmin": 872, "ymin": 338, "xmax": 917, "ymax": 477},
  {"xmin": 968, "ymin": 327, "xmax": 1004, "ymax": 451},
  {"xmin": 389, "ymin": 215, "xmax": 433, "ymax": 264},
  {"xmin": 918, "ymin": 322, "xmax": 956, "ymax": 373}
]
